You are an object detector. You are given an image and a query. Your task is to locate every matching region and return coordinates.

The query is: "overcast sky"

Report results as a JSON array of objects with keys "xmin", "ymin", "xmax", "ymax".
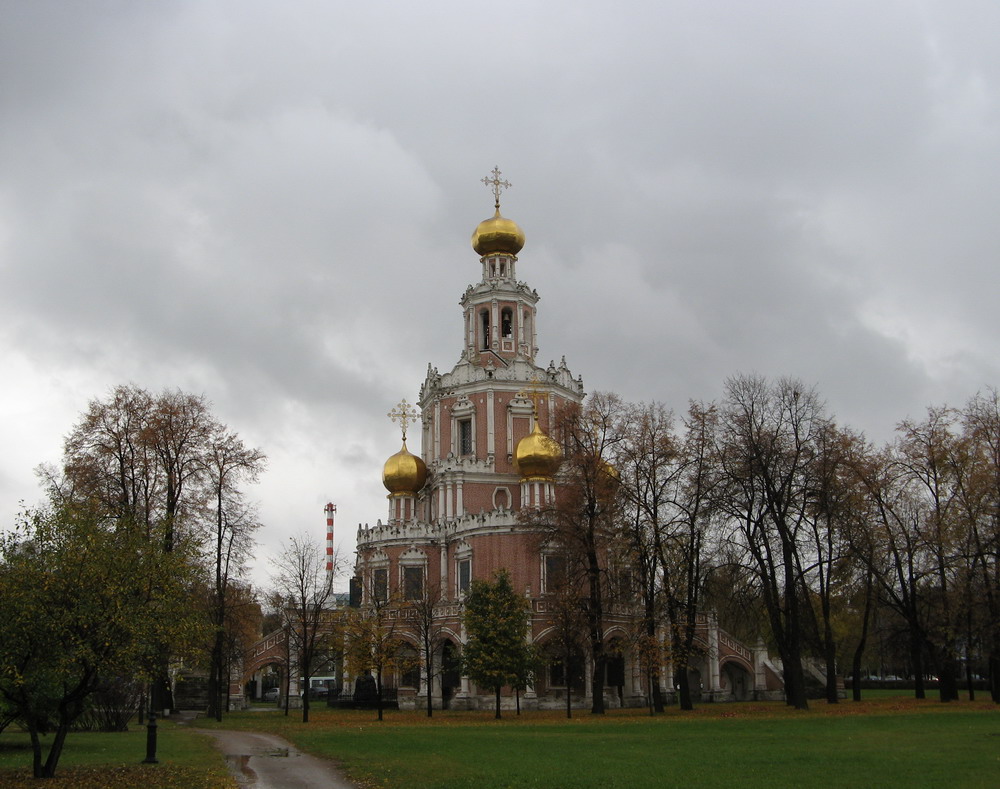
[{"xmin": 2, "ymin": 0, "xmax": 998, "ymax": 589}]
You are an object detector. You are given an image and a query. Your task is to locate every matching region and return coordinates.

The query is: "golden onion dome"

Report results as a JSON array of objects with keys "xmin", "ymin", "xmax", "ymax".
[
  {"xmin": 515, "ymin": 421, "xmax": 563, "ymax": 480},
  {"xmin": 382, "ymin": 440, "xmax": 428, "ymax": 496},
  {"xmin": 601, "ymin": 459, "xmax": 621, "ymax": 481},
  {"xmin": 472, "ymin": 208, "xmax": 525, "ymax": 257}
]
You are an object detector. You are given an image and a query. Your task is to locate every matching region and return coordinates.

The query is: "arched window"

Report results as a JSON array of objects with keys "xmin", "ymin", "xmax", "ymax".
[
  {"xmin": 480, "ymin": 309, "xmax": 490, "ymax": 349},
  {"xmin": 501, "ymin": 307, "xmax": 513, "ymax": 339}
]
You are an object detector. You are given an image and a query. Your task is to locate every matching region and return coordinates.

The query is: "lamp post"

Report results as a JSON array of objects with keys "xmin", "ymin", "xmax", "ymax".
[{"xmin": 142, "ymin": 702, "xmax": 158, "ymax": 764}]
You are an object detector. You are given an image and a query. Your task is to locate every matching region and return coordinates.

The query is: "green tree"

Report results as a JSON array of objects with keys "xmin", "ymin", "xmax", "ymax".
[
  {"xmin": 50, "ymin": 384, "xmax": 266, "ymax": 715},
  {"xmin": 0, "ymin": 504, "xmax": 204, "ymax": 778},
  {"xmin": 342, "ymin": 583, "xmax": 411, "ymax": 722},
  {"xmin": 462, "ymin": 569, "xmax": 532, "ymax": 719}
]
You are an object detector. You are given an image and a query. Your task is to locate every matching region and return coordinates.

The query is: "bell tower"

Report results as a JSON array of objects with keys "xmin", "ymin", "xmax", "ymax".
[{"xmin": 464, "ymin": 166, "xmax": 538, "ymax": 368}]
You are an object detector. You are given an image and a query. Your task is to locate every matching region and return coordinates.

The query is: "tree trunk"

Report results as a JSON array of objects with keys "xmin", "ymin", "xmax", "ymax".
[
  {"xmin": 425, "ymin": 651, "xmax": 434, "ymax": 718},
  {"xmin": 565, "ymin": 643, "xmax": 573, "ymax": 719},
  {"xmin": 591, "ymin": 653, "xmax": 606, "ymax": 715},
  {"xmin": 851, "ymin": 568, "xmax": 875, "ymax": 702},
  {"xmin": 824, "ymin": 629, "xmax": 839, "ymax": 705},
  {"xmin": 588, "ymin": 551, "xmax": 605, "ymax": 715},
  {"xmin": 208, "ymin": 629, "xmax": 225, "ymax": 721},
  {"xmin": 910, "ymin": 630, "xmax": 926, "ymax": 699},
  {"xmin": 988, "ymin": 650, "xmax": 1000, "ymax": 703},
  {"xmin": 934, "ymin": 643, "xmax": 960, "ymax": 702},
  {"xmin": 28, "ymin": 723, "xmax": 43, "ymax": 778},
  {"xmin": 677, "ymin": 664, "xmax": 693, "ymax": 711},
  {"xmin": 495, "ymin": 685, "xmax": 501, "ymax": 719},
  {"xmin": 301, "ymin": 656, "xmax": 312, "ymax": 723},
  {"xmin": 43, "ymin": 722, "xmax": 71, "ymax": 777}
]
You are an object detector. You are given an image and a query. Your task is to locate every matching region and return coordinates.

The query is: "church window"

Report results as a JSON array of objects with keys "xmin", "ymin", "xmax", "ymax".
[
  {"xmin": 544, "ymin": 554, "xmax": 567, "ymax": 593},
  {"xmin": 457, "ymin": 558, "xmax": 471, "ymax": 596},
  {"xmin": 373, "ymin": 567, "xmax": 388, "ymax": 603},
  {"xmin": 399, "ymin": 644, "xmax": 420, "ymax": 688},
  {"xmin": 403, "ymin": 565, "xmax": 424, "ymax": 600},
  {"xmin": 501, "ymin": 307, "xmax": 513, "ymax": 338},
  {"xmin": 548, "ymin": 645, "xmax": 584, "ymax": 691},
  {"xmin": 480, "ymin": 310, "xmax": 490, "ymax": 349},
  {"xmin": 459, "ymin": 419, "xmax": 473, "ymax": 456},
  {"xmin": 499, "ymin": 260, "xmax": 507, "ymax": 277},
  {"xmin": 493, "ymin": 487, "xmax": 511, "ymax": 509}
]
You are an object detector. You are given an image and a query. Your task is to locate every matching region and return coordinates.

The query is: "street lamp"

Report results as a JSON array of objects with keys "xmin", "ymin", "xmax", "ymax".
[{"xmin": 142, "ymin": 698, "xmax": 158, "ymax": 764}]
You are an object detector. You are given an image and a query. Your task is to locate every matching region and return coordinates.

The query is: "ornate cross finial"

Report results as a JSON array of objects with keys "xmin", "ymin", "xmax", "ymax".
[
  {"xmin": 388, "ymin": 398, "xmax": 420, "ymax": 441},
  {"xmin": 516, "ymin": 375, "xmax": 547, "ymax": 419},
  {"xmin": 481, "ymin": 166, "xmax": 512, "ymax": 211}
]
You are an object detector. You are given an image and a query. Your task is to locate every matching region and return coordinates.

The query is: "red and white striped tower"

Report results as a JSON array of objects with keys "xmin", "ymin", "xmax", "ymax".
[{"xmin": 324, "ymin": 502, "xmax": 337, "ymax": 573}]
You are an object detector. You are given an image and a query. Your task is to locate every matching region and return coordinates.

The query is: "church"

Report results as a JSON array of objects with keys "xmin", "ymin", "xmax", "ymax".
[{"xmin": 350, "ymin": 169, "xmax": 779, "ymax": 710}]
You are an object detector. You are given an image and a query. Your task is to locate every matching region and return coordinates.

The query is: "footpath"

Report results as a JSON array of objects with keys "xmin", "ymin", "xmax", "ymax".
[{"xmin": 176, "ymin": 710, "xmax": 358, "ymax": 789}]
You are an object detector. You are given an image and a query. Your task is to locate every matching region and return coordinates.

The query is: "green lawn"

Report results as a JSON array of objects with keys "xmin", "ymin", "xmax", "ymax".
[
  {"xmin": 0, "ymin": 719, "xmax": 234, "ymax": 788},
  {"xmin": 1, "ymin": 698, "xmax": 995, "ymax": 788},
  {"xmin": 200, "ymin": 698, "xmax": 1000, "ymax": 789}
]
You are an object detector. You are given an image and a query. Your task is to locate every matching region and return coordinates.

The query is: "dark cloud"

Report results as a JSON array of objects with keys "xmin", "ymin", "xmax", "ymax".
[{"xmin": 2, "ymin": 1, "xmax": 998, "ymax": 584}]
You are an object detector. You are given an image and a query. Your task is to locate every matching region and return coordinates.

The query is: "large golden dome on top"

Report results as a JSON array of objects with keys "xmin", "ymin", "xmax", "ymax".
[
  {"xmin": 515, "ymin": 421, "xmax": 562, "ymax": 480},
  {"xmin": 382, "ymin": 440, "xmax": 428, "ymax": 496},
  {"xmin": 472, "ymin": 208, "xmax": 525, "ymax": 257}
]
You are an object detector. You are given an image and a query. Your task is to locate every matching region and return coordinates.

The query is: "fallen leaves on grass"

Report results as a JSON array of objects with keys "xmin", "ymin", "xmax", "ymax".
[{"xmin": 0, "ymin": 764, "xmax": 236, "ymax": 789}]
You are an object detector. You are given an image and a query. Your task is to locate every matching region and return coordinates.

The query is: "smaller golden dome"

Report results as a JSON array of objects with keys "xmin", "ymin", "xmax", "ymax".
[
  {"xmin": 600, "ymin": 459, "xmax": 621, "ymax": 481},
  {"xmin": 515, "ymin": 421, "xmax": 563, "ymax": 480},
  {"xmin": 382, "ymin": 440, "xmax": 427, "ymax": 496},
  {"xmin": 472, "ymin": 208, "xmax": 525, "ymax": 257}
]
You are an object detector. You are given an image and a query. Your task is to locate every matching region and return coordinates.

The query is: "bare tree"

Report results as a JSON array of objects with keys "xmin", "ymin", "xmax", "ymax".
[
  {"xmin": 403, "ymin": 582, "xmax": 447, "ymax": 717},
  {"xmin": 716, "ymin": 375, "xmax": 828, "ymax": 710},
  {"xmin": 545, "ymin": 393, "xmax": 626, "ymax": 714},
  {"xmin": 960, "ymin": 389, "xmax": 1000, "ymax": 702},
  {"xmin": 615, "ymin": 400, "xmax": 677, "ymax": 713},
  {"xmin": 270, "ymin": 534, "xmax": 342, "ymax": 723},
  {"xmin": 205, "ymin": 429, "xmax": 265, "ymax": 720},
  {"xmin": 664, "ymin": 401, "xmax": 722, "ymax": 710}
]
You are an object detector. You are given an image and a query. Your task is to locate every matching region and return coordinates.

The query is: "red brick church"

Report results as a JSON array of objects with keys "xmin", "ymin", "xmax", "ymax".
[
  {"xmin": 238, "ymin": 171, "xmax": 783, "ymax": 709},
  {"xmin": 346, "ymin": 169, "xmax": 780, "ymax": 710}
]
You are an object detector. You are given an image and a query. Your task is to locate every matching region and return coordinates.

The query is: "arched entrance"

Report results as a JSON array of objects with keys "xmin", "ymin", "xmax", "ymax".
[
  {"xmin": 721, "ymin": 661, "xmax": 752, "ymax": 701},
  {"xmin": 605, "ymin": 638, "xmax": 627, "ymax": 706}
]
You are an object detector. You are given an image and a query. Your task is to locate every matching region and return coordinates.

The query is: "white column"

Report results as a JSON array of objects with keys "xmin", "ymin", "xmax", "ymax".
[
  {"xmin": 487, "ymin": 390, "xmax": 495, "ymax": 458},
  {"xmin": 491, "ymin": 299, "xmax": 498, "ymax": 350}
]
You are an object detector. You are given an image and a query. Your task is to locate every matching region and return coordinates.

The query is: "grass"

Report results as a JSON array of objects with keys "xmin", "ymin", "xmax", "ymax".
[
  {"xmin": 0, "ymin": 719, "xmax": 235, "ymax": 788},
  {"xmin": 197, "ymin": 697, "xmax": 1000, "ymax": 789},
  {"xmin": 0, "ymin": 697, "xmax": 994, "ymax": 788}
]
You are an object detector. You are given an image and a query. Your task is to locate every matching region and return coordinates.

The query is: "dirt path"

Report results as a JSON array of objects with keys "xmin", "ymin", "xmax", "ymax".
[{"xmin": 200, "ymin": 729, "xmax": 358, "ymax": 789}]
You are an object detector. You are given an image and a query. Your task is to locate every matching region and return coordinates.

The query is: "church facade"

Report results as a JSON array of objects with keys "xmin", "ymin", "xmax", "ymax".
[{"xmin": 351, "ymin": 169, "xmax": 779, "ymax": 710}]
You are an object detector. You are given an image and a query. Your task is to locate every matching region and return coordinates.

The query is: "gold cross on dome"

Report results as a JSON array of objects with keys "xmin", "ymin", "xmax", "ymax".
[
  {"xmin": 516, "ymin": 376, "xmax": 547, "ymax": 419},
  {"xmin": 481, "ymin": 166, "xmax": 512, "ymax": 210},
  {"xmin": 388, "ymin": 399, "xmax": 420, "ymax": 441}
]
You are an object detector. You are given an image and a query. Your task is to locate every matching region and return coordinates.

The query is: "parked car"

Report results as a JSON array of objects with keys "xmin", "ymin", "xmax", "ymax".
[{"xmin": 263, "ymin": 687, "xmax": 280, "ymax": 702}]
